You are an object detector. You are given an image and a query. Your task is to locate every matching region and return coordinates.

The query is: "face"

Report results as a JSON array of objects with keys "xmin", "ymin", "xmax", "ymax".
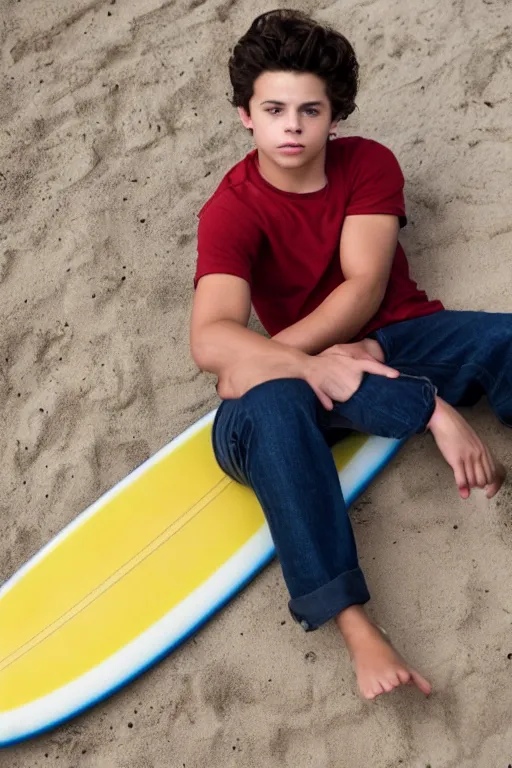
[{"xmin": 238, "ymin": 71, "xmax": 338, "ymax": 169}]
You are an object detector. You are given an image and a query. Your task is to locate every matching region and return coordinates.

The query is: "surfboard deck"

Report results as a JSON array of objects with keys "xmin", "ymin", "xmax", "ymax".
[{"xmin": 0, "ymin": 408, "xmax": 402, "ymax": 747}]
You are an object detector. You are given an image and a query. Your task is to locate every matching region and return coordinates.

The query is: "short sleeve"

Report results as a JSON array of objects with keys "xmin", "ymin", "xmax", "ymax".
[
  {"xmin": 345, "ymin": 140, "xmax": 407, "ymax": 228},
  {"xmin": 194, "ymin": 193, "xmax": 262, "ymax": 289}
]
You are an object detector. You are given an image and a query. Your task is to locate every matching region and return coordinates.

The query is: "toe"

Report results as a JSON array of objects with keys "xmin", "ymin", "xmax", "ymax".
[
  {"xmin": 372, "ymin": 683, "xmax": 385, "ymax": 699},
  {"xmin": 410, "ymin": 668, "xmax": 432, "ymax": 696},
  {"xmin": 363, "ymin": 681, "xmax": 383, "ymax": 700},
  {"xmin": 397, "ymin": 668, "xmax": 412, "ymax": 685}
]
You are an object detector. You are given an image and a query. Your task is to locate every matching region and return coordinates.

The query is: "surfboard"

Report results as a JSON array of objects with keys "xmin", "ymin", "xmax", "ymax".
[{"xmin": 0, "ymin": 408, "xmax": 402, "ymax": 747}]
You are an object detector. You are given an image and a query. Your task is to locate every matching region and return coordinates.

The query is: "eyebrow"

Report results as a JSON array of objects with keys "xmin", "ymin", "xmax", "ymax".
[{"xmin": 260, "ymin": 100, "xmax": 324, "ymax": 108}]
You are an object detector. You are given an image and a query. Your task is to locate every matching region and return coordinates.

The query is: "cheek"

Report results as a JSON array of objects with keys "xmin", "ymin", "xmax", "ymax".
[{"xmin": 252, "ymin": 121, "xmax": 274, "ymax": 141}]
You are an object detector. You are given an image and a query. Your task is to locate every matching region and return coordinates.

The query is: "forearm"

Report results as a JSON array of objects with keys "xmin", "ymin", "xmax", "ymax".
[
  {"xmin": 272, "ymin": 277, "xmax": 385, "ymax": 355},
  {"xmin": 191, "ymin": 319, "xmax": 310, "ymax": 381}
]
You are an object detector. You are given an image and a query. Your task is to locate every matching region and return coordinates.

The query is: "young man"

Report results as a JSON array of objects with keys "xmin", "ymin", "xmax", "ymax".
[{"xmin": 190, "ymin": 9, "xmax": 510, "ymax": 700}]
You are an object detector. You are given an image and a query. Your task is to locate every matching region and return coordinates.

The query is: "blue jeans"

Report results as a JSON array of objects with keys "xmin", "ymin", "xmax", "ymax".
[{"xmin": 211, "ymin": 311, "xmax": 512, "ymax": 631}]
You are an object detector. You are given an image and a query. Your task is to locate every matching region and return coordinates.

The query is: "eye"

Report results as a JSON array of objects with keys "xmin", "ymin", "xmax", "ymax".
[{"xmin": 265, "ymin": 107, "xmax": 319, "ymax": 116}]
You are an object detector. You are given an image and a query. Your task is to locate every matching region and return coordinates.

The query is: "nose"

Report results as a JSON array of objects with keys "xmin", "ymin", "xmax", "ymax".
[{"xmin": 285, "ymin": 111, "xmax": 302, "ymax": 134}]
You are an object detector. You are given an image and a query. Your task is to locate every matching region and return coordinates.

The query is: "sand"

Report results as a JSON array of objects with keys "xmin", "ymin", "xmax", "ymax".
[{"xmin": 1, "ymin": 0, "xmax": 512, "ymax": 765}]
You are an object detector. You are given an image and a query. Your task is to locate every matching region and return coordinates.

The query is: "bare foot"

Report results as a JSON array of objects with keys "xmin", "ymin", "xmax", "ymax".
[
  {"xmin": 428, "ymin": 397, "xmax": 506, "ymax": 499},
  {"xmin": 335, "ymin": 606, "xmax": 432, "ymax": 700}
]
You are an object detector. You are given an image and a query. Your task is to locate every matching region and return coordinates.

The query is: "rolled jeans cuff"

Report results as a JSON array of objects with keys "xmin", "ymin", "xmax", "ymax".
[{"xmin": 288, "ymin": 567, "xmax": 371, "ymax": 632}]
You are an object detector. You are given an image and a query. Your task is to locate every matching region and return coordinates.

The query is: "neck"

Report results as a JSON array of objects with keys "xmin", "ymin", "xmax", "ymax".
[{"xmin": 256, "ymin": 145, "xmax": 328, "ymax": 194}]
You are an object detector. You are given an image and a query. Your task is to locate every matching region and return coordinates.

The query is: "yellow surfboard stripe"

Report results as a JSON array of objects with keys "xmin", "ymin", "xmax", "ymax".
[{"xmin": 0, "ymin": 422, "xmax": 367, "ymax": 711}]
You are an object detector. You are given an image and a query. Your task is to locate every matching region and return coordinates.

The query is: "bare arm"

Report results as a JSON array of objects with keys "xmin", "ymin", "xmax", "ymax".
[
  {"xmin": 190, "ymin": 274, "xmax": 310, "ymax": 395},
  {"xmin": 190, "ymin": 272, "xmax": 398, "ymax": 405},
  {"xmin": 272, "ymin": 214, "xmax": 399, "ymax": 355}
]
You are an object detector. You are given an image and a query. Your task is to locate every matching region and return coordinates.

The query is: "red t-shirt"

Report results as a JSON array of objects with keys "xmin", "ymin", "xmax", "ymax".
[{"xmin": 194, "ymin": 136, "xmax": 443, "ymax": 340}]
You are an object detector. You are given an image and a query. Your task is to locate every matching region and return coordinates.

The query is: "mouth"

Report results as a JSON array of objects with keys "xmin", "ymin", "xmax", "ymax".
[{"xmin": 277, "ymin": 143, "xmax": 305, "ymax": 155}]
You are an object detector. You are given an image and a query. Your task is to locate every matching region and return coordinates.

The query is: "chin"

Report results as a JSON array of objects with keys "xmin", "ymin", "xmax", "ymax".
[{"xmin": 273, "ymin": 151, "xmax": 310, "ymax": 166}]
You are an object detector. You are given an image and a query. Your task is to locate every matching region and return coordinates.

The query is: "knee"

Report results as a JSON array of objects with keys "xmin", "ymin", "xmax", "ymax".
[
  {"xmin": 241, "ymin": 377, "xmax": 317, "ymax": 422},
  {"xmin": 212, "ymin": 378, "xmax": 318, "ymax": 483},
  {"xmin": 498, "ymin": 315, "xmax": 512, "ymax": 347},
  {"xmin": 474, "ymin": 313, "xmax": 512, "ymax": 350},
  {"xmin": 213, "ymin": 378, "xmax": 317, "ymax": 455},
  {"xmin": 477, "ymin": 314, "xmax": 512, "ymax": 369},
  {"xmin": 233, "ymin": 378, "xmax": 320, "ymax": 454},
  {"xmin": 347, "ymin": 372, "xmax": 437, "ymax": 439}
]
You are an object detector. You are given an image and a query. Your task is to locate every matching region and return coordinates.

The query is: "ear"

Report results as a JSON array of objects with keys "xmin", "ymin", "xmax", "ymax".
[
  {"xmin": 329, "ymin": 118, "xmax": 339, "ymax": 138},
  {"xmin": 237, "ymin": 106, "xmax": 254, "ymax": 131}
]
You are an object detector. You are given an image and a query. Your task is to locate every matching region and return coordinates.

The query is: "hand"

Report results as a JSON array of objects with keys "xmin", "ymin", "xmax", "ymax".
[
  {"xmin": 319, "ymin": 338, "xmax": 387, "ymax": 364},
  {"xmin": 305, "ymin": 343, "xmax": 399, "ymax": 411},
  {"xmin": 216, "ymin": 339, "xmax": 397, "ymax": 406},
  {"xmin": 428, "ymin": 398, "xmax": 506, "ymax": 499}
]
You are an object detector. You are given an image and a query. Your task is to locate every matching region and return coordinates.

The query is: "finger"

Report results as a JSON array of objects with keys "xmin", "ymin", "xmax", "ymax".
[
  {"xmin": 473, "ymin": 457, "xmax": 487, "ymax": 489},
  {"xmin": 313, "ymin": 386, "xmax": 333, "ymax": 411},
  {"xmin": 319, "ymin": 395, "xmax": 333, "ymax": 411},
  {"xmin": 481, "ymin": 447, "xmax": 495, "ymax": 487},
  {"xmin": 410, "ymin": 668, "xmax": 432, "ymax": 696},
  {"xmin": 453, "ymin": 461, "xmax": 470, "ymax": 499},
  {"xmin": 360, "ymin": 352, "xmax": 381, "ymax": 363},
  {"xmin": 465, "ymin": 458, "xmax": 477, "ymax": 490},
  {"xmin": 323, "ymin": 349, "xmax": 357, "ymax": 361},
  {"xmin": 486, "ymin": 462, "xmax": 505, "ymax": 499},
  {"xmin": 359, "ymin": 359, "xmax": 400, "ymax": 379},
  {"xmin": 338, "ymin": 350, "xmax": 379, "ymax": 363}
]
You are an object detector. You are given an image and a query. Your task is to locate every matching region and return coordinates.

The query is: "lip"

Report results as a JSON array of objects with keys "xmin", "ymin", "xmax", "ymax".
[{"xmin": 277, "ymin": 144, "xmax": 305, "ymax": 155}]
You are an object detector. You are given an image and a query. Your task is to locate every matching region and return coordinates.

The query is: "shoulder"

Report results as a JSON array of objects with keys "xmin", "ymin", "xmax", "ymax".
[
  {"xmin": 328, "ymin": 136, "xmax": 404, "ymax": 179},
  {"xmin": 197, "ymin": 153, "xmax": 262, "ymax": 252},
  {"xmin": 198, "ymin": 151, "xmax": 258, "ymax": 221},
  {"xmin": 333, "ymin": 137, "xmax": 407, "ymax": 224}
]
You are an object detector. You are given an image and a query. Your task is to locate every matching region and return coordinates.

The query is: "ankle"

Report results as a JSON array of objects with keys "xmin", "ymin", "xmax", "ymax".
[{"xmin": 335, "ymin": 605, "xmax": 374, "ymax": 641}]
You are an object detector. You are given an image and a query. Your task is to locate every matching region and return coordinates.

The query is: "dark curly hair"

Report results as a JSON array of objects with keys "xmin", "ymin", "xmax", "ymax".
[{"xmin": 228, "ymin": 9, "xmax": 359, "ymax": 122}]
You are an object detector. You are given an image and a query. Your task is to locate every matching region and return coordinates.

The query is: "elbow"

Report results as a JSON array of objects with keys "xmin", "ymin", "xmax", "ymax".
[
  {"xmin": 190, "ymin": 338, "xmax": 208, "ymax": 372},
  {"xmin": 189, "ymin": 326, "xmax": 208, "ymax": 371},
  {"xmin": 190, "ymin": 324, "xmax": 220, "ymax": 374}
]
